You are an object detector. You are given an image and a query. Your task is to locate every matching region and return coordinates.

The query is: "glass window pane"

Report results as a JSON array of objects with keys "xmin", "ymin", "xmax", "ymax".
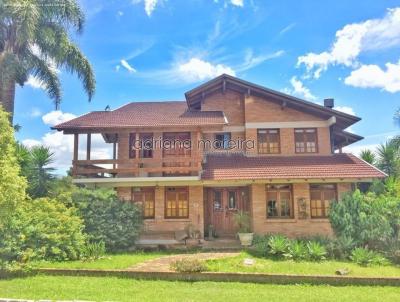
[{"xmin": 228, "ymin": 191, "xmax": 236, "ymax": 209}]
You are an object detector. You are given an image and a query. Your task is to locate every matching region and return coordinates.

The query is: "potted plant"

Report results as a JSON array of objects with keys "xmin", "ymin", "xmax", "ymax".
[{"xmin": 233, "ymin": 211, "xmax": 253, "ymax": 246}]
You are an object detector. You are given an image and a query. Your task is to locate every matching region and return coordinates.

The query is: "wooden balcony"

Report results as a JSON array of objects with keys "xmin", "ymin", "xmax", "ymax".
[{"xmin": 72, "ymin": 155, "xmax": 203, "ymax": 178}]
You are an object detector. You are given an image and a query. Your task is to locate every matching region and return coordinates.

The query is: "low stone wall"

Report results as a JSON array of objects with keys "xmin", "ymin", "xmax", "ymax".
[{"xmin": 37, "ymin": 268, "xmax": 400, "ymax": 286}]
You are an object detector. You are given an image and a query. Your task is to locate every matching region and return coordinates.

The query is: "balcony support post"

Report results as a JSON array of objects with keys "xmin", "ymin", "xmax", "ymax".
[{"xmin": 86, "ymin": 133, "xmax": 91, "ymax": 160}]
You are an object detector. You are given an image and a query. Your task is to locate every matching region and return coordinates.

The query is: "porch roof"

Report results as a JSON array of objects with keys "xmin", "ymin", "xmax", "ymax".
[{"xmin": 202, "ymin": 153, "xmax": 386, "ymax": 180}]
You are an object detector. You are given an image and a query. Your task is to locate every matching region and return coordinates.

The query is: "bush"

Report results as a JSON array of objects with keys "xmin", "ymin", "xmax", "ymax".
[
  {"xmin": 285, "ymin": 241, "xmax": 308, "ymax": 261},
  {"xmin": 82, "ymin": 241, "xmax": 106, "ymax": 260},
  {"xmin": 0, "ymin": 198, "xmax": 86, "ymax": 264},
  {"xmin": 325, "ymin": 236, "xmax": 356, "ymax": 260},
  {"xmin": 350, "ymin": 247, "xmax": 388, "ymax": 266},
  {"xmin": 307, "ymin": 241, "xmax": 327, "ymax": 261},
  {"xmin": 252, "ymin": 234, "xmax": 271, "ymax": 257},
  {"xmin": 329, "ymin": 190, "xmax": 394, "ymax": 249},
  {"xmin": 170, "ymin": 258, "xmax": 207, "ymax": 273},
  {"xmin": 268, "ymin": 235, "xmax": 289, "ymax": 258},
  {"xmin": 70, "ymin": 188, "xmax": 143, "ymax": 252}
]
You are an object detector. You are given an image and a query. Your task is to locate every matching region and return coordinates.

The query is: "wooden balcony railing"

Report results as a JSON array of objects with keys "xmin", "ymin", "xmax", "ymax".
[{"xmin": 72, "ymin": 155, "xmax": 203, "ymax": 178}]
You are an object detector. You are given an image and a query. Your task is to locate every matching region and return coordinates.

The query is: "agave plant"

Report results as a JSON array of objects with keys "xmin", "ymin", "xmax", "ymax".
[
  {"xmin": 267, "ymin": 235, "xmax": 289, "ymax": 257},
  {"xmin": 307, "ymin": 241, "xmax": 327, "ymax": 261},
  {"xmin": 286, "ymin": 241, "xmax": 308, "ymax": 261}
]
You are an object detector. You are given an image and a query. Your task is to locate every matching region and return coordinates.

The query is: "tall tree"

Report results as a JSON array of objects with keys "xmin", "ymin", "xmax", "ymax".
[
  {"xmin": 0, "ymin": 0, "xmax": 95, "ymax": 122},
  {"xmin": 27, "ymin": 145, "xmax": 55, "ymax": 198},
  {"xmin": 0, "ymin": 106, "xmax": 27, "ymax": 226},
  {"xmin": 376, "ymin": 141, "xmax": 399, "ymax": 177},
  {"xmin": 359, "ymin": 149, "xmax": 376, "ymax": 165}
]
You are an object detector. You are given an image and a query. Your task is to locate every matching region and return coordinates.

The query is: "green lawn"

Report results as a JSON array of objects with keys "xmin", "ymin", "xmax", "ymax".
[
  {"xmin": 206, "ymin": 252, "xmax": 400, "ymax": 277},
  {"xmin": 0, "ymin": 275, "xmax": 399, "ymax": 302},
  {"xmin": 33, "ymin": 251, "xmax": 168, "ymax": 269}
]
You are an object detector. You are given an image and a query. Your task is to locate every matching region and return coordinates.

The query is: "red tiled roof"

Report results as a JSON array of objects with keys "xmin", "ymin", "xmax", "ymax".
[
  {"xmin": 202, "ymin": 153, "xmax": 386, "ymax": 180},
  {"xmin": 53, "ymin": 101, "xmax": 226, "ymax": 130}
]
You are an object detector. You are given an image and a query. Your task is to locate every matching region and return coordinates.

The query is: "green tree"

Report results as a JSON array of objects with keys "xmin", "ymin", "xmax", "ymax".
[
  {"xmin": 360, "ymin": 149, "xmax": 376, "ymax": 165},
  {"xmin": 376, "ymin": 141, "xmax": 399, "ymax": 177},
  {"xmin": 15, "ymin": 142, "xmax": 31, "ymax": 177},
  {"xmin": 0, "ymin": 0, "xmax": 95, "ymax": 122},
  {"xmin": 27, "ymin": 145, "xmax": 55, "ymax": 198},
  {"xmin": 0, "ymin": 106, "xmax": 26, "ymax": 226}
]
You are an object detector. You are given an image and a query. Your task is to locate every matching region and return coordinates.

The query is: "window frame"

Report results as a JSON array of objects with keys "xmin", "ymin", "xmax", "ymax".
[
  {"xmin": 309, "ymin": 184, "xmax": 337, "ymax": 219},
  {"xmin": 164, "ymin": 187, "xmax": 189, "ymax": 219},
  {"xmin": 257, "ymin": 129, "xmax": 281, "ymax": 154},
  {"xmin": 162, "ymin": 132, "xmax": 191, "ymax": 157},
  {"xmin": 215, "ymin": 132, "xmax": 232, "ymax": 150},
  {"xmin": 131, "ymin": 187, "xmax": 155, "ymax": 219},
  {"xmin": 294, "ymin": 128, "xmax": 318, "ymax": 153},
  {"xmin": 139, "ymin": 133, "xmax": 154, "ymax": 158},
  {"xmin": 266, "ymin": 184, "xmax": 294, "ymax": 219}
]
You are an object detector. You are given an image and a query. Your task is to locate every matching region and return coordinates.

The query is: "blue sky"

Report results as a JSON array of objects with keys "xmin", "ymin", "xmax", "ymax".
[{"xmin": 15, "ymin": 0, "xmax": 400, "ymax": 172}]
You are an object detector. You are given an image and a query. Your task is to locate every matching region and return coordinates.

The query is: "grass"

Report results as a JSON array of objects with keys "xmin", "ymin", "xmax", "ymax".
[
  {"xmin": 0, "ymin": 275, "xmax": 399, "ymax": 302},
  {"xmin": 33, "ymin": 251, "xmax": 169, "ymax": 269},
  {"xmin": 206, "ymin": 251, "xmax": 400, "ymax": 277}
]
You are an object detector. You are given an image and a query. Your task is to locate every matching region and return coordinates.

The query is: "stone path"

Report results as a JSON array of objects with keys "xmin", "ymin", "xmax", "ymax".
[{"xmin": 128, "ymin": 252, "xmax": 239, "ymax": 272}]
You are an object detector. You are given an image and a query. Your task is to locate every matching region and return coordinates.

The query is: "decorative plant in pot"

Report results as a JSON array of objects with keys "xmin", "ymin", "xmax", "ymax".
[{"xmin": 233, "ymin": 211, "xmax": 253, "ymax": 246}]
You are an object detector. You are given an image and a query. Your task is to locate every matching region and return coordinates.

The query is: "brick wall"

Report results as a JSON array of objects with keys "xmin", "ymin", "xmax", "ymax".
[
  {"xmin": 117, "ymin": 186, "xmax": 204, "ymax": 237},
  {"xmin": 250, "ymin": 182, "xmax": 353, "ymax": 238}
]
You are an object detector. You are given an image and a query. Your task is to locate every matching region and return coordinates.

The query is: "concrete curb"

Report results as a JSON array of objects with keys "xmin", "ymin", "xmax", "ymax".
[{"xmin": 37, "ymin": 268, "xmax": 400, "ymax": 286}]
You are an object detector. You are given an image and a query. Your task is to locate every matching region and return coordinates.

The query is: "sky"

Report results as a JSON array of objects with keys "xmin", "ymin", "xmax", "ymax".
[{"xmin": 15, "ymin": 0, "xmax": 400, "ymax": 173}]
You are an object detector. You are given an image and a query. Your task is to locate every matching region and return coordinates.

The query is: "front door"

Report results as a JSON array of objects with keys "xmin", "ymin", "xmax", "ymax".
[{"xmin": 206, "ymin": 187, "xmax": 248, "ymax": 237}]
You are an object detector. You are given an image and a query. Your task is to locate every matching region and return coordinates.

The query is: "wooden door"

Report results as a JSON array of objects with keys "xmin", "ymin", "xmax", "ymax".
[{"xmin": 207, "ymin": 187, "xmax": 248, "ymax": 236}]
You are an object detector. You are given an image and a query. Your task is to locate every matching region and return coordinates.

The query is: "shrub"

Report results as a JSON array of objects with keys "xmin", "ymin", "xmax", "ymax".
[
  {"xmin": 170, "ymin": 258, "xmax": 207, "ymax": 273},
  {"xmin": 307, "ymin": 241, "xmax": 327, "ymax": 261},
  {"xmin": 233, "ymin": 211, "xmax": 251, "ymax": 233},
  {"xmin": 267, "ymin": 235, "xmax": 289, "ymax": 258},
  {"xmin": 252, "ymin": 234, "xmax": 271, "ymax": 257},
  {"xmin": 329, "ymin": 190, "xmax": 394, "ymax": 249},
  {"xmin": 82, "ymin": 241, "xmax": 106, "ymax": 261},
  {"xmin": 71, "ymin": 188, "xmax": 143, "ymax": 252},
  {"xmin": 0, "ymin": 198, "xmax": 86, "ymax": 264},
  {"xmin": 350, "ymin": 247, "xmax": 388, "ymax": 266},
  {"xmin": 285, "ymin": 241, "xmax": 308, "ymax": 261}
]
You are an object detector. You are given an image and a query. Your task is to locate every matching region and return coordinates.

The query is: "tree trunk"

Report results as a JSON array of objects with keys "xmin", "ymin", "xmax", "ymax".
[{"xmin": 0, "ymin": 72, "xmax": 16, "ymax": 124}]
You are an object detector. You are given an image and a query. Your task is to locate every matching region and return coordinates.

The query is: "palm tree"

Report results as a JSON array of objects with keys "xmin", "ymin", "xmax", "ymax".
[
  {"xmin": 0, "ymin": 0, "xmax": 95, "ymax": 122},
  {"xmin": 27, "ymin": 145, "xmax": 55, "ymax": 198},
  {"xmin": 376, "ymin": 141, "xmax": 399, "ymax": 176},
  {"xmin": 15, "ymin": 142, "xmax": 31, "ymax": 177},
  {"xmin": 359, "ymin": 149, "xmax": 376, "ymax": 165}
]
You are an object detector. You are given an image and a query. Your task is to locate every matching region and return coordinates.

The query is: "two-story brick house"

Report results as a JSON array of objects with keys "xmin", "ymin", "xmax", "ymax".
[{"xmin": 53, "ymin": 74, "xmax": 385, "ymax": 242}]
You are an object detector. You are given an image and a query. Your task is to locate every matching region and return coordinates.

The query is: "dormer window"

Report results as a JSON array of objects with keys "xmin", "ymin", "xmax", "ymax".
[{"xmin": 295, "ymin": 128, "xmax": 318, "ymax": 153}]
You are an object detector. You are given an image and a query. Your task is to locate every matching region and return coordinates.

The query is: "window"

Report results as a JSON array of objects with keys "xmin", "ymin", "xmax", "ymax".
[
  {"xmin": 139, "ymin": 133, "xmax": 153, "ymax": 158},
  {"xmin": 227, "ymin": 190, "xmax": 237, "ymax": 209},
  {"xmin": 310, "ymin": 184, "xmax": 337, "ymax": 218},
  {"xmin": 215, "ymin": 133, "xmax": 231, "ymax": 149},
  {"xmin": 213, "ymin": 190, "xmax": 223, "ymax": 210},
  {"xmin": 163, "ymin": 132, "xmax": 191, "ymax": 157},
  {"xmin": 165, "ymin": 187, "xmax": 189, "ymax": 218},
  {"xmin": 266, "ymin": 184, "xmax": 293, "ymax": 218},
  {"xmin": 131, "ymin": 188, "xmax": 155, "ymax": 219},
  {"xmin": 258, "ymin": 129, "xmax": 280, "ymax": 154},
  {"xmin": 295, "ymin": 128, "xmax": 318, "ymax": 153},
  {"xmin": 129, "ymin": 133, "xmax": 136, "ymax": 158}
]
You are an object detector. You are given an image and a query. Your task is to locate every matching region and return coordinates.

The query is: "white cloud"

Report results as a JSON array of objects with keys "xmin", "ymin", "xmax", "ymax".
[
  {"xmin": 117, "ymin": 10, "xmax": 124, "ymax": 16},
  {"xmin": 42, "ymin": 110, "xmax": 77, "ymax": 126},
  {"xmin": 279, "ymin": 23, "xmax": 296, "ymax": 35},
  {"xmin": 132, "ymin": 0, "xmax": 159, "ymax": 16},
  {"xmin": 120, "ymin": 59, "xmax": 137, "ymax": 73},
  {"xmin": 335, "ymin": 106, "xmax": 356, "ymax": 116},
  {"xmin": 344, "ymin": 60, "xmax": 400, "ymax": 93},
  {"xmin": 284, "ymin": 76, "xmax": 317, "ymax": 101},
  {"xmin": 343, "ymin": 143, "xmax": 379, "ymax": 156},
  {"xmin": 297, "ymin": 8, "xmax": 400, "ymax": 78},
  {"xmin": 237, "ymin": 49, "xmax": 284, "ymax": 72},
  {"xmin": 30, "ymin": 108, "xmax": 42, "ymax": 118},
  {"xmin": 230, "ymin": 0, "xmax": 244, "ymax": 7},
  {"xmin": 26, "ymin": 75, "xmax": 45, "ymax": 89},
  {"xmin": 177, "ymin": 58, "xmax": 235, "ymax": 82}
]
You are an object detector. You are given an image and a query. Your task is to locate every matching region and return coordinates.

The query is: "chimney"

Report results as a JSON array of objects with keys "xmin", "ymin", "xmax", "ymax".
[{"xmin": 324, "ymin": 98, "xmax": 334, "ymax": 109}]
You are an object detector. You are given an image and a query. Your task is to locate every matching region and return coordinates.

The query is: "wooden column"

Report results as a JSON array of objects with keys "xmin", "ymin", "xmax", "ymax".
[
  {"xmin": 135, "ymin": 132, "xmax": 140, "ymax": 159},
  {"xmin": 86, "ymin": 133, "xmax": 91, "ymax": 160},
  {"xmin": 73, "ymin": 133, "xmax": 79, "ymax": 161},
  {"xmin": 113, "ymin": 141, "xmax": 117, "ymax": 170}
]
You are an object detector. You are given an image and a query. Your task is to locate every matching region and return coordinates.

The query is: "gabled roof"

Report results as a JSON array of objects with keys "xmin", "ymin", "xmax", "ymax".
[
  {"xmin": 53, "ymin": 101, "xmax": 226, "ymax": 131},
  {"xmin": 202, "ymin": 153, "xmax": 386, "ymax": 180},
  {"xmin": 185, "ymin": 74, "xmax": 360, "ymax": 130}
]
